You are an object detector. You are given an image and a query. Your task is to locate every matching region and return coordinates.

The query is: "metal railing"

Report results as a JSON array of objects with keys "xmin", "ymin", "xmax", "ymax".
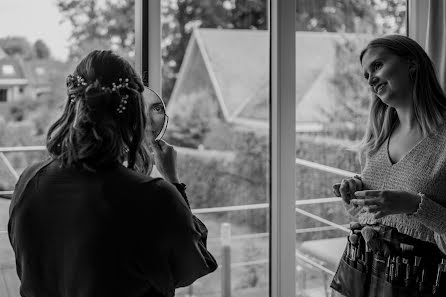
[{"xmin": 0, "ymin": 145, "xmax": 356, "ymax": 294}]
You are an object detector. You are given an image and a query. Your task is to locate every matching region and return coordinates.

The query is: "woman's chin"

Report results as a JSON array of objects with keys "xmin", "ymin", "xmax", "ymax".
[{"xmin": 377, "ymin": 93, "xmax": 393, "ymax": 106}]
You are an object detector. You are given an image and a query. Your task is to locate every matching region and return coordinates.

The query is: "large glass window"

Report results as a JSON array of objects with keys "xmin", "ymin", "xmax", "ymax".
[
  {"xmin": 2, "ymin": 0, "xmax": 425, "ymax": 296},
  {"xmin": 293, "ymin": 1, "xmax": 407, "ymax": 296},
  {"xmin": 159, "ymin": 1, "xmax": 270, "ymax": 296},
  {"xmin": 0, "ymin": 0, "xmax": 137, "ymax": 293}
]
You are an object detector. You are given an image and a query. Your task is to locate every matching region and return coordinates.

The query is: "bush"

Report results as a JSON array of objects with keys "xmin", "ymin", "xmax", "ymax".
[{"xmin": 177, "ymin": 129, "xmax": 362, "ymax": 241}]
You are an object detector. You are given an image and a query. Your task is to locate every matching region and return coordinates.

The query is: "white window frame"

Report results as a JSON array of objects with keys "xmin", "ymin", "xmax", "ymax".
[
  {"xmin": 135, "ymin": 0, "xmax": 161, "ymax": 93},
  {"xmin": 135, "ymin": 0, "xmax": 297, "ymax": 296},
  {"xmin": 269, "ymin": 0, "xmax": 296, "ymax": 296}
]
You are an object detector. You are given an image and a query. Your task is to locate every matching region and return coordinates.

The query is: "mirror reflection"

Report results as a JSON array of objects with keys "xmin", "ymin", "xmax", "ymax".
[{"xmin": 143, "ymin": 87, "xmax": 169, "ymax": 141}]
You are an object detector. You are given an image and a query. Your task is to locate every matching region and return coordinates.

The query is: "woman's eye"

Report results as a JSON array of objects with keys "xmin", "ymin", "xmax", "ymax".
[
  {"xmin": 154, "ymin": 106, "xmax": 164, "ymax": 112},
  {"xmin": 374, "ymin": 63, "xmax": 382, "ymax": 70}
]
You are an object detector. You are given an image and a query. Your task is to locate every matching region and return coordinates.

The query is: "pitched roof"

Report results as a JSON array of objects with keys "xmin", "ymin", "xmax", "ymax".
[
  {"xmin": 186, "ymin": 28, "xmax": 345, "ymax": 125},
  {"xmin": 195, "ymin": 28, "xmax": 269, "ymax": 120}
]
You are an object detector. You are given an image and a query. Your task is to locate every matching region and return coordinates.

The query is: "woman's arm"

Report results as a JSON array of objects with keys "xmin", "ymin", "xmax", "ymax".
[
  {"xmin": 410, "ymin": 194, "xmax": 446, "ymax": 253},
  {"xmin": 351, "ymin": 190, "xmax": 446, "ymax": 253},
  {"xmin": 157, "ymin": 180, "xmax": 218, "ymax": 288}
]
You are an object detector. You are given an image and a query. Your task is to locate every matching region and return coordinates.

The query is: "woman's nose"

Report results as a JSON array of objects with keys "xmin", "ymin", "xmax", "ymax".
[{"xmin": 368, "ymin": 76, "xmax": 379, "ymax": 86}]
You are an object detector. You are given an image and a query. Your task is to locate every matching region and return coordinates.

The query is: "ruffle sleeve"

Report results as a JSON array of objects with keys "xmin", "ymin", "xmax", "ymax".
[{"xmin": 138, "ymin": 179, "xmax": 218, "ymax": 297}]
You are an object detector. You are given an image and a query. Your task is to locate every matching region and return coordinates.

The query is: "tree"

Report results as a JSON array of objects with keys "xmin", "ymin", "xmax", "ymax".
[
  {"xmin": 57, "ymin": 0, "xmax": 266, "ymax": 101},
  {"xmin": 165, "ymin": 90, "xmax": 212, "ymax": 148},
  {"xmin": 293, "ymin": 0, "xmax": 407, "ymax": 140},
  {"xmin": 56, "ymin": 0, "xmax": 114, "ymax": 60},
  {"xmin": 0, "ymin": 36, "xmax": 33, "ymax": 59},
  {"xmin": 328, "ymin": 36, "xmax": 371, "ymax": 138},
  {"xmin": 33, "ymin": 40, "xmax": 51, "ymax": 59},
  {"xmin": 295, "ymin": 0, "xmax": 406, "ymax": 34}
]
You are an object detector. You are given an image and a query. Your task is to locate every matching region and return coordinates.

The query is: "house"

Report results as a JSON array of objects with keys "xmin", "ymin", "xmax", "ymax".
[
  {"xmin": 167, "ymin": 28, "xmax": 362, "ymax": 139},
  {"xmin": 0, "ymin": 47, "xmax": 28, "ymax": 102},
  {"xmin": 0, "ymin": 47, "xmax": 58, "ymax": 103},
  {"xmin": 21, "ymin": 59, "xmax": 56, "ymax": 98}
]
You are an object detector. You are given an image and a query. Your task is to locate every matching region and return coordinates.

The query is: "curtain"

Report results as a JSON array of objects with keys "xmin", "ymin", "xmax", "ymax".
[{"xmin": 409, "ymin": 0, "xmax": 446, "ymax": 92}]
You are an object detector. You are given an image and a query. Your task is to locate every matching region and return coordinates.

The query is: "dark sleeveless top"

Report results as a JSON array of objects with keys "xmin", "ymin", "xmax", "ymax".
[{"xmin": 8, "ymin": 158, "xmax": 217, "ymax": 297}]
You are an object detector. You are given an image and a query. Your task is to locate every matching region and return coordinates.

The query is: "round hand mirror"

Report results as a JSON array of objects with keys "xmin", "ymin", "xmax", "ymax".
[{"xmin": 144, "ymin": 87, "xmax": 169, "ymax": 141}]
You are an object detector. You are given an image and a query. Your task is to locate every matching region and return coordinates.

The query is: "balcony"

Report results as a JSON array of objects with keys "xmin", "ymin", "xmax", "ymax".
[{"xmin": 0, "ymin": 145, "xmax": 355, "ymax": 297}]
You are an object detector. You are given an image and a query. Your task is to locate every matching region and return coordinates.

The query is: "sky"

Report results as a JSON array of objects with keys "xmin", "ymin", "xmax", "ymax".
[{"xmin": 0, "ymin": 0, "xmax": 72, "ymax": 61}]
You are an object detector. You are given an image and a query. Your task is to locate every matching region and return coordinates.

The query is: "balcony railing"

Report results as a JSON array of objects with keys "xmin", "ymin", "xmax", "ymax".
[{"xmin": 0, "ymin": 145, "xmax": 356, "ymax": 292}]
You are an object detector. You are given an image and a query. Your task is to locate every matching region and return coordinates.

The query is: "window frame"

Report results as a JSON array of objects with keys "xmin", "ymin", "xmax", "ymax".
[
  {"xmin": 269, "ymin": 1, "xmax": 296, "ymax": 297},
  {"xmin": 134, "ymin": 0, "xmax": 297, "ymax": 296},
  {"xmin": 134, "ymin": 1, "xmax": 414, "ymax": 296}
]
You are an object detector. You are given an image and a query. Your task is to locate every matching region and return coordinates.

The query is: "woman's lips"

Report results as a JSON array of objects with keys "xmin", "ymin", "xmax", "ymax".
[{"xmin": 375, "ymin": 83, "xmax": 386, "ymax": 95}]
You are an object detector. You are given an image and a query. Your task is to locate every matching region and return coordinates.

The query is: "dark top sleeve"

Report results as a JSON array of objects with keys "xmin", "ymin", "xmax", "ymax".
[{"xmin": 145, "ymin": 180, "xmax": 218, "ymax": 290}]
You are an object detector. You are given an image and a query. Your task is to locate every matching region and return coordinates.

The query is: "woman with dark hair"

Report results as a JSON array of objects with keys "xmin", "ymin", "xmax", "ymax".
[
  {"xmin": 331, "ymin": 35, "xmax": 446, "ymax": 296},
  {"xmin": 8, "ymin": 50, "xmax": 217, "ymax": 297}
]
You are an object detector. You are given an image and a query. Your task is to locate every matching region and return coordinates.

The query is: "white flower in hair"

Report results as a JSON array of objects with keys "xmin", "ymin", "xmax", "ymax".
[{"xmin": 67, "ymin": 75, "xmax": 131, "ymax": 114}]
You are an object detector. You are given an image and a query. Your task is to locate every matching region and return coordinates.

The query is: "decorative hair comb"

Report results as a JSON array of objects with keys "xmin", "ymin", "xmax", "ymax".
[{"xmin": 66, "ymin": 74, "xmax": 130, "ymax": 114}]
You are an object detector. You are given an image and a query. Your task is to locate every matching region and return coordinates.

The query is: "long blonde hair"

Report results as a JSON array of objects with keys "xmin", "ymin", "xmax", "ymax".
[{"xmin": 358, "ymin": 35, "xmax": 446, "ymax": 156}]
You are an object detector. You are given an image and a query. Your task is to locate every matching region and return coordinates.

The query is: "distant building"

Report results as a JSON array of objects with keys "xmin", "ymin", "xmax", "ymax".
[
  {"xmin": 167, "ymin": 28, "xmax": 354, "ymax": 138},
  {"xmin": 0, "ymin": 48, "xmax": 28, "ymax": 102},
  {"xmin": 0, "ymin": 47, "xmax": 58, "ymax": 103}
]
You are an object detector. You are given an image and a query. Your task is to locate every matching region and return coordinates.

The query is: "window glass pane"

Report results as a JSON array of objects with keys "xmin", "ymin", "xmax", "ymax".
[
  {"xmin": 160, "ymin": 1, "xmax": 270, "ymax": 296},
  {"xmin": 0, "ymin": 0, "xmax": 135, "ymax": 293},
  {"xmin": 294, "ymin": 1, "xmax": 407, "ymax": 296}
]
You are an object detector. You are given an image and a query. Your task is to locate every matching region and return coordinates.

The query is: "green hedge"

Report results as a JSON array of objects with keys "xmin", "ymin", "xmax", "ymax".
[{"xmin": 176, "ymin": 129, "xmax": 362, "ymax": 240}]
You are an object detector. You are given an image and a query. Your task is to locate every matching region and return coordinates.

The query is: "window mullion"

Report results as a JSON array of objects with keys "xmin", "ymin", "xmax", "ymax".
[{"xmin": 270, "ymin": 0, "xmax": 296, "ymax": 297}]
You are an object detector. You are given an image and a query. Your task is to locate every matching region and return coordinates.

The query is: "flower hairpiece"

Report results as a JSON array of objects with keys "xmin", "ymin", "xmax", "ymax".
[
  {"xmin": 66, "ymin": 75, "xmax": 131, "ymax": 114},
  {"xmin": 116, "ymin": 94, "xmax": 129, "ymax": 114},
  {"xmin": 66, "ymin": 74, "xmax": 88, "ymax": 89}
]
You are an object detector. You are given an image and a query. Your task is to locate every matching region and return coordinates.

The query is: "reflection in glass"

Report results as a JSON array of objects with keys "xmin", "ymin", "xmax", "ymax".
[{"xmin": 144, "ymin": 87, "xmax": 169, "ymax": 141}]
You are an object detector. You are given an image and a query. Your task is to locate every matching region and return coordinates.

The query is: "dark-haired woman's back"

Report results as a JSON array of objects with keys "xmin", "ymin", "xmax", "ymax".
[{"xmin": 8, "ymin": 158, "xmax": 217, "ymax": 297}]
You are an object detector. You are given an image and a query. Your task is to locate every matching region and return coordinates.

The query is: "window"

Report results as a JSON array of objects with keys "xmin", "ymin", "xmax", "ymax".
[
  {"xmin": 34, "ymin": 67, "xmax": 45, "ymax": 76},
  {"xmin": 293, "ymin": 1, "xmax": 407, "ymax": 295},
  {"xmin": 0, "ymin": 1, "xmax": 137, "ymax": 294},
  {"xmin": 3, "ymin": 1, "xmax": 435, "ymax": 296},
  {"xmin": 143, "ymin": 1, "xmax": 272, "ymax": 296},
  {"xmin": 0, "ymin": 88, "xmax": 7, "ymax": 102},
  {"xmin": 2, "ymin": 65, "xmax": 15, "ymax": 75},
  {"xmin": 140, "ymin": 1, "xmax": 297, "ymax": 296}
]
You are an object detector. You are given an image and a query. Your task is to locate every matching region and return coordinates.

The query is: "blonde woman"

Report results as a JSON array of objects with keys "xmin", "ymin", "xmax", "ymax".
[{"xmin": 332, "ymin": 35, "xmax": 446, "ymax": 297}]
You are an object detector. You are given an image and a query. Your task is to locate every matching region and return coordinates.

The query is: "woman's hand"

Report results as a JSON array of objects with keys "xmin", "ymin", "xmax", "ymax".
[
  {"xmin": 351, "ymin": 190, "xmax": 421, "ymax": 219},
  {"xmin": 332, "ymin": 176, "xmax": 363, "ymax": 204},
  {"xmin": 333, "ymin": 177, "xmax": 364, "ymax": 217},
  {"xmin": 150, "ymin": 139, "xmax": 180, "ymax": 184}
]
